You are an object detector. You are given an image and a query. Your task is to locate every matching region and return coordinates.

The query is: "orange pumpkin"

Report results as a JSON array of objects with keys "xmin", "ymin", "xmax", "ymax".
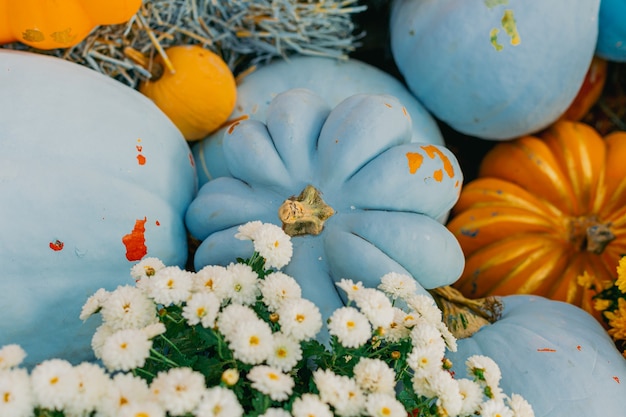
[
  {"xmin": 447, "ymin": 120, "xmax": 626, "ymax": 319},
  {"xmin": 139, "ymin": 45, "xmax": 237, "ymax": 141},
  {"xmin": 560, "ymin": 56, "xmax": 608, "ymax": 122},
  {"xmin": 0, "ymin": 0, "xmax": 141, "ymax": 50}
]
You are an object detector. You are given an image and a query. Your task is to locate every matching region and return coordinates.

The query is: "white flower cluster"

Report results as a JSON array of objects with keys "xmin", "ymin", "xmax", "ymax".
[
  {"xmin": 330, "ymin": 273, "xmax": 534, "ymax": 417},
  {"xmin": 0, "ymin": 221, "xmax": 534, "ymax": 417}
]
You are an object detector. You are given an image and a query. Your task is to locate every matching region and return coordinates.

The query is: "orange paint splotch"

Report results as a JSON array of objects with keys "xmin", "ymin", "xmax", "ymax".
[
  {"xmin": 384, "ymin": 102, "xmax": 393, "ymax": 108},
  {"xmin": 577, "ymin": 345, "xmax": 582, "ymax": 351},
  {"xmin": 225, "ymin": 114, "xmax": 250, "ymax": 134},
  {"xmin": 406, "ymin": 152, "xmax": 424, "ymax": 174},
  {"xmin": 402, "ymin": 107, "xmax": 408, "ymax": 117},
  {"xmin": 613, "ymin": 376, "xmax": 620, "ymax": 383},
  {"xmin": 49, "ymin": 240, "xmax": 64, "ymax": 251},
  {"xmin": 189, "ymin": 153, "xmax": 195, "ymax": 167},
  {"xmin": 420, "ymin": 144, "xmax": 455, "ymax": 179},
  {"xmin": 155, "ymin": 220, "xmax": 160, "ymax": 226},
  {"xmin": 136, "ymin": 139, "xmax": 146, "ymax": 165},
  {"xmin": 122, "ymin": 217, "xmax": 148, "ymax": 261},
  {"xmin": 433, "ymin": 169, "xmax": 444, "ymax": 182},
  {"xmin": 537, "ymin": 348, "xmax": 557, "ymax": 352}
]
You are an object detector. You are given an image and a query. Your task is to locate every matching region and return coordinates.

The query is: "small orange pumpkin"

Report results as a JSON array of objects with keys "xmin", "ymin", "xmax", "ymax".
[
  {"xmin": 139, "ymin": 45, "xmax": 237, "ymax": 141},
  {"xmin": 0, "ymin": 0, "xmax": 141, "ymax": 50},
  {"xmin": 560, "ymin": 56, "xmax": 608, "ymax": 122},
  {"xmin": 447, "ymin": 120, "xmax": 626, "ymax": 319}
]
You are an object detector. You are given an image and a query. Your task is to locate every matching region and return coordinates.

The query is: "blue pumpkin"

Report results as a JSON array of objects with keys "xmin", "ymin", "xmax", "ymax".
[
  {"xmin": 596, "ymin": 0, "xmax": 626, "ymax": 62},
  {"xmin": 448, "ymin": 295, "xmax": 626, "ymax": 417},
  {"xmin": 191, "ymin": 55, "xmax": 444, "ymax": 187},
  {"xmin": 389, "ymin": 0, "xmax": 600, "ymax": 140},
  {"xmin": 185, "ymin": 88, "xmax": 464, "ymax": 328},
  {"xmin": 0, "ymin": 50, "xmax": 197, "ymax": 367}
]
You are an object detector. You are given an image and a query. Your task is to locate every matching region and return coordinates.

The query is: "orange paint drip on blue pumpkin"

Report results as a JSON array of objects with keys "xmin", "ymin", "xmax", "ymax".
[
  {"xmin": 49, "ymin": 240, "xmax": 64, "ymax": 251},
  {"xmin": 122, "ymin": 217, "xmax": 148, "ymax": 261}
]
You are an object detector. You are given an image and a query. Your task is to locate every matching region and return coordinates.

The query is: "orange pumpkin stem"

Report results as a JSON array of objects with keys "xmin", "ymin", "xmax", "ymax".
[
  {"xmin": 278, "ymin": 185, "xmax": 334, "ymax": 237},
  {"xmin": 430, "ymin": 286, "xmax": 503, "ymax": 339},
  {"xmin": 567, "ymin": 215, "xmax": 615, "ymax": 254}
]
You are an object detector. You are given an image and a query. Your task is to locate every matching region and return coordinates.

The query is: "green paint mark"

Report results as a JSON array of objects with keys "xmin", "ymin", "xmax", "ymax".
[
  {"xmin": 484, "ymin": 0, "xmax": 509, "ymax": 8},
  {"xmin": 502, "ymin": 9, "xmax": 521, "ymax": 45},
  {"xmin": 490, "ymin": 28, "xmax": 503, "ymax": 51}
]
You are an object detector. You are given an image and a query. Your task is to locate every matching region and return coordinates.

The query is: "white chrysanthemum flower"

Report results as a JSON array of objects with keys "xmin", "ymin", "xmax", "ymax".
[
  {"xmin": 221, "ymin": 369, "xmax": 239, "ymax": 386},
  {"xmin": 183, "ymin": 291, "xmax": 221, "ymax": 328},
  {"xmin": 150, "ymin": 367, "xmax": 206, "ymax": 416},
  {"xmin": 146, "ymin": 266, "xmax": 194, "ymax": 306},
  {"xmin": 327, "ymin": 306, "xmax": 372, "ymax": 348},
  {"xmin": 0, "ymin": 368, "xmax": 33, "ymax": 417},
  {"xmin": 252, "ymin": 222, "xmax": 293, "ymax": 269},
  {"xmin": 401, "ymin": 310, "xmax": 420, "ymax": 329},
  {"xmin": 430, "ymin": 371, "xmax": 462, "ymax": 417},
  {"xmin": 142, "ymin": 322, "xmax": 166, "ymax": 339},
  {"xmin": 291, "ymin": 393, "xmax": 333, "ymax": 417},
  {"xmin": 91, "ymin": 323, "xmax": 116, "ymax": 359},
  {"xmin": 457, "ymin": 378, "xmax": 485, "ymax": 416},
  {"xmin": 224, "ymin": 262, "xmax": 260, "ymax": 305},
  {"xmin": 409, "ymin": 320, "xmax": 446, "ymax": 355},
  {"xmin": 247, "ymin": 365, "xmax": 295, "ymax": 401},
  {"xmin": 507, "ymin": 393, "xmax": 535, "ymax": 417},
  {"xmin": 365, "ymin": 392, "xmax": 407, "ymax": 417},
  {"xmin": 99, "ymin": 285, "xmax": 157, "ymax": 331},
  {"xmin": 480, "ymin": 399, "xmax": 514, "ymax": 417},
  {"xmin": 0, "ymin": 344, "xmax": 26, "ymax": 370},
  {"xmin": 216, "ymin": 304, "xmax": 260, "ymax": 338},
  {"xmin": 30, "ymin": 358, "xmax": 78, "ymax": 411},
  {"xmin": 99, "ymin": 373, "xmax": 152, "ymax": 417},
  {"xmin": 259, "ymin": 407, "xmax": 292, "ymax": 417},
  {"xmin": 259, "ymin": 271, "xmax": 302, "ymax": 311},
  {"xmin": 313, "ymin": 369, "xmax": 364, "ymax": 417},
  {"xmin": 404, "ymin": 294, "xmax": 442, "ymax": 324},
  {"xmin": 193, "ymin": 264, "xmax": 232, "ymax": 301},
  {"xmin": 277, "ymin": 298, "xmax": 323, "ymax": 341},
  {"xmin": 196, "ymin": 386, "xmax": 243, "ymax": 417},
  {"xmin": 267, "ymin": 332, "xmax": 303, "ymax": 372},
  {"xmin": 353, "ymin": 357, "xmax": 396, "ymax": 395},
  {"xmin": 436, "ymin": 321, "xmax": 457, "ymax": 352},
  {"xmin": 79, "ymin": 288, "xmax": 109, "ymax": 321},
  {"xmin": 66, "ymin": 362, "xmax": 111, "ymax": 417},
  {"xmin": 118, "ymin": 401, "xmax": 166, "ymax": 417},
  {"xmin": 353, "ymin": 287, "xmax": 394, "ymax": 329},
  {"xmin": 466, "ymin": 355, "xmax": 502, "ymax": 388},
  {"xmin": 380, "ymin": 308, "xmax": 411, "ymax": 342},
  {"xmin": 235, "ymin": 220, "xmax": 264, "ymax": 241},
  {"xmin": 100, "ymin": 328, "xmax": 153, "ymax": 371},
  {"xmin": 407, "ymin": 345, "xmax": 444, "ymax": 376},
  {"xmin": 227, "ymin": 320, "xmax": 274, "ymax": 365},
  {"xmin": 335, "ymin": 279, "xmax": 364, "ymax": 302},
  {"xmin": 378, "ymin": 272, "xmax": 418, "ymax": 300},
  {"xmin": 130, "ymin": 257, "xmax": 166, "ymax": 285}
]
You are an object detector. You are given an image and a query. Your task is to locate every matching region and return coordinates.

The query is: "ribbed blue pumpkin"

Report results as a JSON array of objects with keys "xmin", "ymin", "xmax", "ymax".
[
  {"xmin": 186, "ymin": 88, "xmax": 464, "ymax": 328},
  {"xmin": 0, "ymin": 50, "xmax": 197, "ymax": 367},
  {"xmin": 191, "ymin": 55, "xmax": 444, "ymax": 187},
  {"xmin": 596, "ymin": 0, "xmax": 626, "ymax": 62},
  {"xmin": 449, "ymin": 295, "xmax": 626, "ymax": 417},
  {"xmin": 389, "ymin": 0, "xmax": 600, "ymax": 140}
]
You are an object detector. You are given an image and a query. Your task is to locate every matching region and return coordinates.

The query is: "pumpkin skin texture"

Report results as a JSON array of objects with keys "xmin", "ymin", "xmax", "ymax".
[
  {"xmin": 191, "ymin": 55, "xmax": 444, "ymax": 186},
  {"xmin": 448, "ymin": 295, "xmax": 626, "ymax": 417},
  {"xmin": 0, "ymin": 0, "xmax": 141, "ymax": 50},
  {"xmin": 0, "ymin": 50, "xmax": 197, "ymax": 367},
  {"xmin": 559, "ymin": 56, "xmax": 608, "ymax": 122},
  {"xmin": 446, "ymin": 120, "xmax": 626, "ymax": 319},
  {"xmin": 596, "ymin": 0, "xmax": 626, "ymax": 61},
  {"xmin": 389, "ymin": 0, "xmax": 600, "ymax": 140},
  {"xmin": 186, "ymin": 89, "xmax": 464, "ymax": 330},
  {"xmin": 139, "ymin": 45, "xmax": 238, "ymax": 141}
]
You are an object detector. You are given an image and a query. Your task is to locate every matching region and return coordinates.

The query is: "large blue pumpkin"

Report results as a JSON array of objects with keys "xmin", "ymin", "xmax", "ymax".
[
  {"xmin": 448, "ymin": 295, "xmax": 626, "ymax": 417},
  {"xmin": 191, "ymin": 55, "xmax": 444, "ymax": 187},
  {"xmin": 596, "ymin": 0, "xmax": 626, "ymax": 62},
  {"xmin": 389, "ymin": 0, "xmax": 600, "ymax": 140},
  {"xmin": 186, "ymin": 88, "xmax": 464, "ymax": 328},
  {"xmin": 0, "ymin": 50, "xmax": 197, "ymax": 366}
]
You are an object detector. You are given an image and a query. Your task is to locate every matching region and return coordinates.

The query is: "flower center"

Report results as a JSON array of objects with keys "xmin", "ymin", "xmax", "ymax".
[
  {"xmin": 249, "ymin": 336, "xmax": 260, "ymax": 346},
  {"xmin": 346, "ymin": 320, "xmax": 355, "ymax": 329},
  {"xmin": 296, "ymin": 314, "xmax": 305, "ymax": 323},
  {"xmin": 3, "ymin": 392, "xmax": 10, "ymax": 403},
  {"xmin": 268, "ymin": 372, "xmax": 279, "ymax": 381}
]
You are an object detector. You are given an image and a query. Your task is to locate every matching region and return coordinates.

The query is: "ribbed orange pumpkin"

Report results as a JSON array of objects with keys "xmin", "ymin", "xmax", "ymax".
[{"xmin": 447, "ymin": 120, "xmax": 626, "ymax": 319}]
